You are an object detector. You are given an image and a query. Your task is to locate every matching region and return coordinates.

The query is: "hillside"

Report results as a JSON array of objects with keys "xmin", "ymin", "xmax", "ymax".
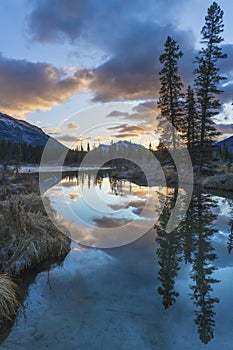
[
  {"xmin": 0, "ymin": 112, "xmax": 62, "ymax": 148},
  {"xmin": 218, "ymin": 135, "xmax": 233, "ymax": 153}
]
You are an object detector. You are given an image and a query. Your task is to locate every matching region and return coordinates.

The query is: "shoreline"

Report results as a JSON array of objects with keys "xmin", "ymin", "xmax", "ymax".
[{"xmin": 0, "ymin": 170, "xmax": 70, "ymax": 327}]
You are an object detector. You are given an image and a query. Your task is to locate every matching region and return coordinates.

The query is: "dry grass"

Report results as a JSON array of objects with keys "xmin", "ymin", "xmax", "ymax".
[
  {"xmin": 0, "ymin": 185, "xmax": 70, "ymax": 275},
  {"xmin": 0, "ymin": 275, "xmax": 19, "ymax": 323}
]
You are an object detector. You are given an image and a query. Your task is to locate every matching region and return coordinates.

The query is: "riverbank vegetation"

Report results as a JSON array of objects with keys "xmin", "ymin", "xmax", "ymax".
[{"xmin": 0, "ymin": 170, "xmax": 70, "ymax": 323}]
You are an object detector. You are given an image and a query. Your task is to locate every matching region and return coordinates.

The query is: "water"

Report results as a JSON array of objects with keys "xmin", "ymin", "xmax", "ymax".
[{"xmin": 1, "ymin": 171, "xmax": 233, "ymax": 349}]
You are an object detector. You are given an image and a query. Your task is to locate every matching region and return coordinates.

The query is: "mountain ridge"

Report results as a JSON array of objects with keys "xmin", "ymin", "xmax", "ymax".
[
  {"xmin": 0, "ymin": 112, "xmax": 64, "ymax": 149},
  {"xmin": 217, "ymin": 135, "xmax": 233, "ymax": 153}
]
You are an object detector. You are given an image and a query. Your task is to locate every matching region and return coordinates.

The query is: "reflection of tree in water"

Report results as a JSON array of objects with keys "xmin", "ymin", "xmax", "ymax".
[
  {"xmin": 109, "ymin": 177, "xmax": 123, "ymax": 196},
  {"xmin": 156, "ymin": 189, "xmax": 219, "ymax": 344},
  {"xmin": 189, "ymin": 191, "xmax": 219, "ymax": 344},
  {"xmin": 94, "ymin": 174, "xmax": 104, "ymax": 189},
  {"xmin": 227, "ymin": 199, "xmax": 233, "ymax": 254},
  {"xmin": 156, "ymin": 187, "xmax": 182, "ymax": 308},
  {"xmin": 227, "ymin": 221, "xmax": 233, "ymax": 254},
  {"xmin": 62, "ymin": 171, "xmax": 106, "ymax": 189}
]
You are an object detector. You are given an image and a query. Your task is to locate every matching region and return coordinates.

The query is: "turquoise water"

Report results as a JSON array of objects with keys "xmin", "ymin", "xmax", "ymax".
[{"xmin": 1, "ymin": 172, "xmax": 233, "ymax": 349}]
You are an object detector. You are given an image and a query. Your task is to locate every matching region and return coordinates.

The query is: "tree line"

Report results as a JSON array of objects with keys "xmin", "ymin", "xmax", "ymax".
[{"xmin": 0, "ymin": 139, "xmax": 89, "ymax": 166}]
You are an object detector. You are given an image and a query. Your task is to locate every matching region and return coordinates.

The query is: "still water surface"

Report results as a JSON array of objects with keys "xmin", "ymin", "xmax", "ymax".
[{"xmin": 1, "ymin": 171, "xmax": 233, "ymax": 349}]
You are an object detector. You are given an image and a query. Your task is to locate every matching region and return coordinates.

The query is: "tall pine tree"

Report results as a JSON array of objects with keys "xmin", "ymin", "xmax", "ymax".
[
  {"xmin": 194, "ymin": 2, "xmax": 227, "ymax": 174},
  {"xmin": 185, "ymin": 85, "xmax": 199, "ymax": 150},
  {"xmin": 157, "ymin": 36, "xmax": 184, "ymax": 150}
]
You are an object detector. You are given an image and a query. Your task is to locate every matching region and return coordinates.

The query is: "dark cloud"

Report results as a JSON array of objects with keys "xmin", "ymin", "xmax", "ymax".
[
  {"xmin": 88, "ymin": 22, "xmax": 196, "ymax": 102},
  {"xmin": 107, "ymin": 111, "xmax": 129, "ymax": 118},
  {"xmin": 27, "ymin": 0, "xmax": 187, "ymax": 45},
  {"xmin": 27, "ymin": 0, "xmax": 197, "ymax": 102},
  {"xmin": 106, "ymin": 103, "xmax": 158, "ymax": 127},
  {"xmin": 57, "ymin": 134, "xmax": 78, "ymax": 142},
  {"xmin": 219, "ymin": 44, "xmax": 233, "ymax": 76},
  {"xmin": 28, "ymin": 0, "xmax": 91, "ymax": 43},
  {"xmin": 111, "ymin": 133, "xmax": 140, "ymax": 139},
  {"xmin": 108, "ymin": 124, "xmax": 147, "ymax": 134},
  {"xmin": 4, "ymin": 0, "xmax": 231, "ymax": 116},
  {"xmin": 92, "ymin": 216, "xmax": 131, "ymax": 228},
  {"xmin": 0, "ymin": 53, "xmax": 90, "ymax": 116}
]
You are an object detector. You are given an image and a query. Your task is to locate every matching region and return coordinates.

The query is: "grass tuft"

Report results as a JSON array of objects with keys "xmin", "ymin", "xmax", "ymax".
[{"xmin": 0, "ymin": 275, "xmax": 19, "ymax": 322}]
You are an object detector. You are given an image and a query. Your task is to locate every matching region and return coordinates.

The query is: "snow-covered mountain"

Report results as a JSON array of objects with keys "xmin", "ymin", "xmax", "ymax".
[
  {"xmin": 0, "ymin": 112, "xmax": 63, "ymax": 148},
  {"xmin": 98, "ymin": 140, "xmax": 146, "ymax": 153},
  {"xmin": 218, "ymin": 136, "xmax": 233, "ymax": 153}
]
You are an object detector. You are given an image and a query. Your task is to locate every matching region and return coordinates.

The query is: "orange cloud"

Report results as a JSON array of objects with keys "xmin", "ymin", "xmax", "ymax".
[{"xmin": 0, "ymin": 54, "xmax": 91, "ymax": 117}]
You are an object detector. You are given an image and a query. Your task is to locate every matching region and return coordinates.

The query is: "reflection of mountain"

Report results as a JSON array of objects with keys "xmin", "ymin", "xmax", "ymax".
[{"xmin": 155, "ymin": 189, "xmax": 219, "ymax": 344}]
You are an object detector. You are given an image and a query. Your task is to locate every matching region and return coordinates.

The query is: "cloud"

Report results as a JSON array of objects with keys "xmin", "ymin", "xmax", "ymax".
[
  {"xmin": 56, "ymin": 134, "xmax": 78, "ymax": 142},
  {"xmin": 107, "ymin": 111, "xmax": 129, "ymax": 118},
  {"xmin": 45, "ymin": 127, "xmax": 61, "ymax": 134},
  {"xmin": 5, "ymin": 0, "xmax": 232, "ymax": 117},
  {"xmin": 67, "ymin": 193, "xmax": 81, "ymax": 201},
  {"xmin": 0, "ymin": 53, "xmax": 91, "ymax": 116},
  {"xmin": 111, "ymin": 133, "xmax": 140, "ymax": 139},
  {"xmin": 27, "ymin": 0, "xmax": 187, "ymax": 44},
  {"xmin": 27, "ymin": 0, "xmax": 197, "ymax": 102},
  {"xmin": 219, "ymin": 44, "xmax": 233, "ymax": 77},
  {"xmin": 215, "ymin": 123, "xmax": 233, "ymax": 134},
  {"xmin": 65, "ymin": 122, "xmax": 80, "ymax": 129},
  {"xmin": 108, "ymin": 124, "xmax": 147, "ymax": 134},
  {"xmin": 89, "ymin": 24, "xmax": 197, "ymax": 102},
  {"xmin": 106, "ymin": 103, "xmax": 159, "ymax": 130}
]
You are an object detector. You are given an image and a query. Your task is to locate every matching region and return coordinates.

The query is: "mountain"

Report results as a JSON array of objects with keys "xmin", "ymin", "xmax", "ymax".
[
  {"xmin": 98, "ymin": 140, "xmax": 146, "ymax": 152},
  {"xmin": 218, "ymin": 136, "xmax": 233, "ymax": 153},
  {"xmin": 0, "ymin": 112, "xmax": 62, "ymax": 148}
]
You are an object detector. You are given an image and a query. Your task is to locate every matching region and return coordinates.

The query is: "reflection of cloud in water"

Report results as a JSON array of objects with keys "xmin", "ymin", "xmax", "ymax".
[
  {"xmin": 108, "ymin": 199, "xmax": 145, "ymax": 212},
  {"xmin": 212, "ymin": 197, "xmax": 231, "ymax": 217},
  {"xmin": 46, "ymin": 188, "xmax": 63, "ymax": 195},
  {"xmin": 67, "ymin": 248, "xmax": 114, "ymax": 275},
  {"xmin": 57, "ymin": 216, "xmax": 155, "ymax": 248},
  {"xmin": 214, "ymin": 214, "xmax": 231, "ymax": 232},
  {"xmin": 67, "ymin": 193, "xmax": 81, "ymax": 201},
  {"xmin": 92, "ymin": 217, "xmax": 131, "ymax": 228},
  {"xmin": 213, "ymin": 231, "xmax": 228, "ymax": 243},
  {"xmin": 45, "ymin": 174, "xmax": 161, "ymax": 247}
]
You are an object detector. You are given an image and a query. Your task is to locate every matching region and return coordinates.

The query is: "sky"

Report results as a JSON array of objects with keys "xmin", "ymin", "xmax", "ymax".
[{"xmin": 0, "ymin": 0, "xmax": 232, "ymax": 148}]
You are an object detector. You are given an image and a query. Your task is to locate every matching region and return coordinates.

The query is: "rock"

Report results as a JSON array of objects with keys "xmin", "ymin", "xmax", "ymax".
[{"xmin": 202, "ymin": 174, "xmax": 233, "ymax": 191}]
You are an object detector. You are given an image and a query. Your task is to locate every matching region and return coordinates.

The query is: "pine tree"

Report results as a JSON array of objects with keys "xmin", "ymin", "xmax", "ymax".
[
  {"xmin": 157, "ymin": 36, "xmax": 184, "ymax": 150},
  {"xmin": 194, "ymin": 2, "xmax": 227, "ymax": 174},
  {"xmin": 185, "ymin": 85, "xmax": 199, "ymax": 149}
]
